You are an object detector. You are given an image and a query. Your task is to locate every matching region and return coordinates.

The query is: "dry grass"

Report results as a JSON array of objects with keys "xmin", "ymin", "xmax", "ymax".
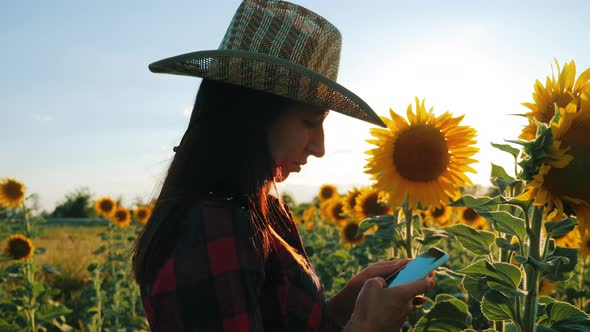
[{"xmin": 33, "ymin": 225, "xmax": 108, "ymax": 283}]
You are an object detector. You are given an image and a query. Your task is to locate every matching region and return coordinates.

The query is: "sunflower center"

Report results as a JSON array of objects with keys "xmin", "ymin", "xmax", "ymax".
[
  {"xmin": 4, "ymin": 181, "xmax": 24, "ymax": 200},
  {"xmin": 432, "ymin": 207, "xmax": 445, "ymax": 218},
  {"xmin": 137, "ymin": 210, "xmax": 147, "ymax": 219},
  {"xmin": 344, "ymin": 223, "xmax": 360, "ymax": 239},
  {"xmin": 347, "ymin": 193, "xmax": 360, "ymax": 209},
  {"xmin": 541, "ymin": 93, "xmax": 573, "ymax": 123},
  {"xmin": 544, "ymin": 124, "xmax": 590, "ymax": 203},
  {"xmin": 321, "ymin": 187, "xmax": 335, "ymax": 200},
  {"xmin": 362, "ymin": 193, "xmax": 389, "ymax": 216},
  {"xmin": 115, "ymin": 211, "xmax": 127, "ymax": 221},
  {"xmin": 9, "ymin": 238, "xmax": 32, "ymax": 259},
  {"xmin": 100, "ymin": 200, "xmax": 114, "ymax": 212},
  {"xmin": 331, "ymin": 203, "xmax": 345, "ymax": 220},
  {"xmin": 393, "ymin": 125, "xmax": 449, "ymax": 182},
  {"xmin": 463, "ymin": 208, "xmax": 478, "ymax": 222}
]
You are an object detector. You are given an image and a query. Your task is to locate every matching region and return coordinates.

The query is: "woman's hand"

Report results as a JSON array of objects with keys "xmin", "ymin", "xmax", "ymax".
[
  {"xmin": 343, "ymin": 277, "xmax": 434, "ymax": 332},
  {"xmin": 326, "ymin": 259, "xmax": 411, "ymax": 326}
]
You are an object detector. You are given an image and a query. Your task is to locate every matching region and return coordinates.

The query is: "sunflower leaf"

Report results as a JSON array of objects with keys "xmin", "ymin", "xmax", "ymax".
[
  {"xmin": 415, "ymin": 228, "xmax": 449, "ymax": 247},
  {"xmin": 457, "ymin": 259, "xmax": 522, "ymax": 290},
  {"xmin": 483, "ymin": 211, "xmax": 527, "ymax": 242},
  {"xmin": 544, "ymin": 218, "xmax": 578, "ymax": 238},
  {"xmin": 444, "ymin": 224, "xmax": 495, "ymax": 255},
  {"xmin": 491, "ymin": 164, "xmax": 515, "ymax": 181},
  {"xmin": 413, "ymin": 294, "xmax": 470, "ymax": 332},
  {"xmin": 461, "ymin": 275, "xmax": 490, "ymax": 302},
  {"xmin": 495, "ymin": 237, "xmax": 520, "ymax": 252},
  {"xmin": 538, "ymin": 299, "xmax": 590, "ymax": 330},
  {"xmin": 542, "ymin": 247, "xmax": 578, "ymax": 281},
  {"xmin": 481, "ymin": 289, "xmax": 517, "ymax": 322},
  {"xmin": 491, "ymin": 142, "xmax": 520, "ymax": 159}
]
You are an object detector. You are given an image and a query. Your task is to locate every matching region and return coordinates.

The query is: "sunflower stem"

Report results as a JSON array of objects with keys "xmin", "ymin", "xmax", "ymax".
[
  {"xmin": 579, "ymin": 257, "xmax": 586, "ymax": 311},
  {"xmin": 523, "ymin": 205, "xmax": 543, "ymax": 332},
  {"xmin": 24, "ymin": 260, "xmax": 37, "ymax": 332},
  {"xmin": 404, "ymin": 207, "xmax": 413, "ymax": 258},
  {"xmin": 22, "ymin": 202, "xmax": 31, "ymax": 237}
]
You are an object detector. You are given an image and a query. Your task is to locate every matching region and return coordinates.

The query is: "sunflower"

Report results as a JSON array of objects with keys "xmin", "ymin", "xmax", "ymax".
[
  {"xmin": 458, "ymin": 207, "xmax": 489, "ymax": 230},
  {"xmin": 538, "ymin": 278, "xmax": 556, "ymax": 296},
  {"xmin": 320, "ymin": 198, "xmax": 347, "ymax": 227},
  {"xmin": 133, "ymin": 205, "xmax": 152, "ymax": 225},
  {"xmin": 94, "ymin": 197, "xmax": 117, "ymax": 218},
  {"xmin": 112, "ymin": 207, "xmax": 131, "ymax": 228},
  {"xmin": 353, "ymin": 187, "xmax": 393, "ymax": 220},
  {"xmin": 0, "ymin": 178, "xmax": 26, "ymax": 208},
  {"xmin": 551, "ymin": 226, "xmax": 582, "ymax": 249},
  {"xmin": 340, "ymin": 220, "xmax": 365, "ymax": 248},
  {"xmin": 424, "ymin": 205, "xmax": 453, "ymax": 227},
  {"xmin": 302, "ymin": 206, "xmax": 317, "ymax": 224},
  {"xmin": 365, "ymin": 98, "xmax": 479, "ymax": 209},
  {"xmin": 342, "ymin": 187, "xmax": 362, "ymax": 217},
  {"xmin": 519, "ymin": 60, "xmax": 590, "ymax": 141},
  {"xmin": 4, "ymin": 234, "xmax": 34, "ymax": 260},
  {"xmin": 317, "ymin": 184, "xmax": 338, "ymax": 203},
  {"xmin": 519, "ymin": 93, "xmax": 590, "ymax": 236}
]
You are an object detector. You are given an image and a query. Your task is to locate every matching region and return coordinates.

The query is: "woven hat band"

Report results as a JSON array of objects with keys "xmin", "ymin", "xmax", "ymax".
[{"xmin": 219, "ymin": 0, "xmax": 341, "ymax": 81}]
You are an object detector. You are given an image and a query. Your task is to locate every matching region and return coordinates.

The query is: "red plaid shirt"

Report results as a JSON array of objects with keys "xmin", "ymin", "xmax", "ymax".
[{"xmin": 140, "ymin": 196, "xmax": 341, "ymax": 331}]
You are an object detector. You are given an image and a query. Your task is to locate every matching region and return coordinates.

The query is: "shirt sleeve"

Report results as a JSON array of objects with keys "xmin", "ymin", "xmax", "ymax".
[{"xmin": 145, "ymin": 202, "xmax": 266, "ymax": 331}]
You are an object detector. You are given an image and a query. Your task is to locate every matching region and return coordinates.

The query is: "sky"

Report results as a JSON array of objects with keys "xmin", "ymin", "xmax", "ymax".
[{"xmin": 2, "ymin": 0, "xmax": 590, "ymax": 212}]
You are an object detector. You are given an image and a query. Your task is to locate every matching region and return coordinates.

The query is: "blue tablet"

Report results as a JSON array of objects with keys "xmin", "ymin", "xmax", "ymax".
[{"xmin": 386, "ymin": 248, "xmax": 449, "ymax": 287}]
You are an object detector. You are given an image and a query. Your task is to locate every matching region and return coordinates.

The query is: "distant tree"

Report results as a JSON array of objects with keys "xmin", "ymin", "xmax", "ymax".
[
  {"xmin": 281, "ymin": 192, "xmax": 296, "ymax": 210},
  {"xmin": 49, "ymin": 187, "xmax": 95, "ymax": 218}
]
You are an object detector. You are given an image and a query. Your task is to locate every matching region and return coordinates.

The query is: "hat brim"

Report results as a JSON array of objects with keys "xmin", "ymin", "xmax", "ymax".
[{"xmin": 148, "ymin": 49, "xmax": 385, "ymax": 127}]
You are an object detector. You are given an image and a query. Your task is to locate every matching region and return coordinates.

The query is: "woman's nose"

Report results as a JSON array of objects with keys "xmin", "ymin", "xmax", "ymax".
[{"xmin": 307, "ymin": 127, "xmax": 325, "ymax": 158}]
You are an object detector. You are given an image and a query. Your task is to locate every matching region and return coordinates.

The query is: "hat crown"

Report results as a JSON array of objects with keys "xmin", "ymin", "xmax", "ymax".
[{"xmin": 219, "ymin": 0, "xmax": 342, "ymax": 81}]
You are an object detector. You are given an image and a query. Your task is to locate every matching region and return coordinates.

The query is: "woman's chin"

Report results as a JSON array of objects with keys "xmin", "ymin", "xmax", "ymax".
[{"xmin": 274, "ymin": 167, "xmax": 290, "ymax": 182}]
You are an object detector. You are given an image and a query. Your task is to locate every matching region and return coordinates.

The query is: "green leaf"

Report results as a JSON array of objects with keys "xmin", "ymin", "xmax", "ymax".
[
  {"xmin": 458, "ymin": 260, "xmax": 522, "ymax": 290},
  {"xmin": 450, "ymin": 195, "xmax": 503, "ymax": 209},
  {"xmin": 543, "ymin": 247, "xmax": 578, "ymax": 281},
  {"xmin": 491, "ymin": 164, "xmax": 515, "ymax": 181},
  {"xmin": 444, "ymin": 224, "xmax": 496, "ymax": 255},
  {"xmin": 483, "ymin": 211, "xmax": 527, "ymax": 241},
  {"xmin": 413, "ymin": 295, "xmax": 470, "ymax": 332},
  {"xmin": 36, "ymin": 304, "xmax": 72, "ymax": 324},
  {"xmin": 495, "ymin": 237, "xmax": 520, "ymax": 252},
  {"xmin": 493, "ymin": 178, "xmax": 521, "ymax": 195},
  {"xmin": 0, "ymin": 320, "xmax": 18, "ymax": 332},
  {"xmin": 461, "ymin": 275, "xmax": 490, "ymax": 302},
  {"xmin": 545, "ymin": 300, "xmax": 588, "ymax": 322},
  {"xmin": 357, "ymin": 214, "xmax": 395, "ymax": 234},
  {"xmin": 92, "ymin": 245, "xmax": 106, "ymax": 255},
  {"xmin": 481, "ymin": 289, "xmax": 517, "ymax": 322},
  {"xmin": 544, "ymin": 218, "xmax": 578, "ymax": 238},
  {"xmin": 491, "ymin": 142, "xmax": 520, "ymax": 159},
  {"xmin": 42, "ymin": 264, "xmax": 61, "ymax": 275},
  {"xmin": 415, "ymin": 228, "xmax": 449, "ymax": 247},
  {"xmin": 551, "ymin": 316, "xmax": 590, "ymax": 331},
  {"xmin": 539, "ymin": 300, "xmax": 590, "ymax": 330}
]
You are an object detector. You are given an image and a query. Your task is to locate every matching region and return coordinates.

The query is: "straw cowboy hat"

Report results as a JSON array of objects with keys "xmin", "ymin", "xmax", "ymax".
[{"xmin": 149, "ymin": 0, "xmax": 385, "ymax": 127}]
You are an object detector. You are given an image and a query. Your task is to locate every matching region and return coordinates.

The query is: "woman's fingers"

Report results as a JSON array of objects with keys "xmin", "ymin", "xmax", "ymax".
[
  {"xmin": 389, "ymin": 278, "xmax": 433, "ymax": 300},
  {"xmin": 366, "ymin": 258, "xmax": 410, "ymax": 278},
  {"xmin": 412, "ymin": 295, "xmax": 427, "ymax": 305}
]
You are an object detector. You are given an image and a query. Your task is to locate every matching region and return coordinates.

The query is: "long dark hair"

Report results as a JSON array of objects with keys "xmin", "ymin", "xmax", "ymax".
[{"xmin": 132, "ymin": 79, "xmax": 304, "ymax": 285}]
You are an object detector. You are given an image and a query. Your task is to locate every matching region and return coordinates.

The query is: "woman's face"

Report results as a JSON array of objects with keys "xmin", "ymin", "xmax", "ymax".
[{"xmin": 268, "ymin": 104, "xmax": 328, "ymax": 182}]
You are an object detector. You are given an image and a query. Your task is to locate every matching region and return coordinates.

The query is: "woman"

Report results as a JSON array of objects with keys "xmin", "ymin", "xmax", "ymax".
[{"xmin": 133, "ymin": 1, "xmax": 434, "ymax": 331}]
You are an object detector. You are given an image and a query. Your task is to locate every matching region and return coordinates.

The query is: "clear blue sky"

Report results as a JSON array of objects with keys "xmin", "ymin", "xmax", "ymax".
[{"xmin": 2, "ymin": 1, "xmax": 589, "ymax": 212}]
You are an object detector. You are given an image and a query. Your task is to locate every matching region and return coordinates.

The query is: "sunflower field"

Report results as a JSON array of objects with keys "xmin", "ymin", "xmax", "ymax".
[{"xmin": 2, "ymin": 59, "xmax": 590, "ymax": 331}]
